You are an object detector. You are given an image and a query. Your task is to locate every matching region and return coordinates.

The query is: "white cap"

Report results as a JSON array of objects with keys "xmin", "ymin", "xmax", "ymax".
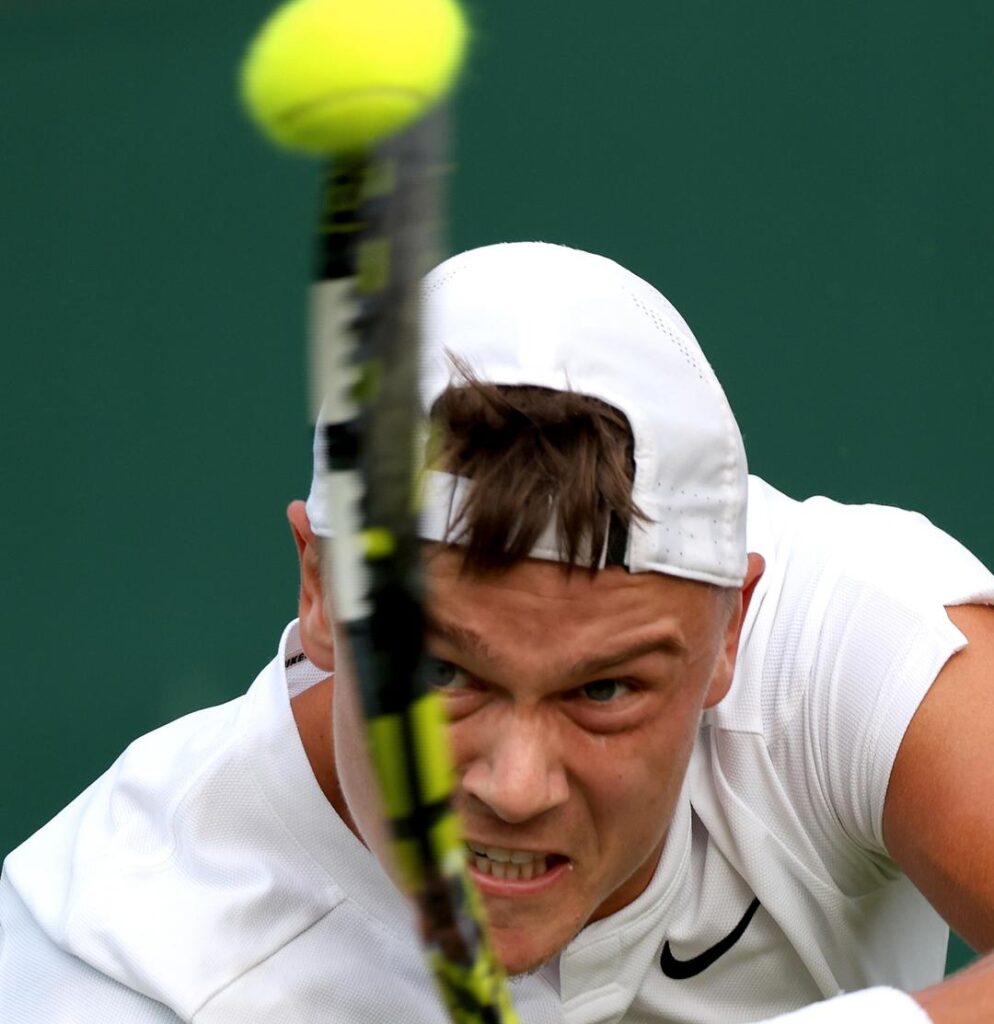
[{"xmin": 308, "ymin": 242, "xmax": 748, "ymax": 587}]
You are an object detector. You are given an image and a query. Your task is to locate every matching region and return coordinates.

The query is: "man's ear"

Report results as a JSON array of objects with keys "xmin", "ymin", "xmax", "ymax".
[
  {"xmin": 740, "ymin": 552, "xmax": 765, "ymax": 622},
  {"xmin": 287, "ymin": 500, "xmax": 335, "ymax": 672},
  {"xmin": 705, "ymin": 552, "xmax": 765, "ymax": 708}
]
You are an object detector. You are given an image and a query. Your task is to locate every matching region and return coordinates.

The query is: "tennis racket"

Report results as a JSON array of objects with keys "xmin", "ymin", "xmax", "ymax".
[{"xmin": 308, "ymin": 109, "xmax": 519, "ymax": 1024}]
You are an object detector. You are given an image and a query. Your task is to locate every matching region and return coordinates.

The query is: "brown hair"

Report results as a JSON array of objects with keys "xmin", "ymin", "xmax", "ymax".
[{"xmin": 429, "ymin": 364, "xmax": 647, "ymax": 574}]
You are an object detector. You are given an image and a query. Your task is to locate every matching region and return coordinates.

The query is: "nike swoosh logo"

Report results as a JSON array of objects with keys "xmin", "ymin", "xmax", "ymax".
[{"xmin": 660, "ymin": 897, "xmax": 761, "ymax": 979}]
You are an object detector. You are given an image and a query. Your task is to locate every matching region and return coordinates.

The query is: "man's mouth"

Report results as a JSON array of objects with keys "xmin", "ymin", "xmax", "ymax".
[{"xmin": 466, "ymin": 841, "xmax": 569, "ymax": 882}]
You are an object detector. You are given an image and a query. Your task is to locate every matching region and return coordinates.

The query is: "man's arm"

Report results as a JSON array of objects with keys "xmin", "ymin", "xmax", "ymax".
[
  {"xmin": 883, "ymin": 602, "xmax": 994, "ymax": 1022},
  {"xmin": 758, "ymin": 604, "xmax": 994, "ymax": 1024}
]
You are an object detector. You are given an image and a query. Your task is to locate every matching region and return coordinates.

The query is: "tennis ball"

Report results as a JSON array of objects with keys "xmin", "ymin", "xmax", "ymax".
[{"xmin": 240, "ymin": 0, "xmax": 468, "ymax": 156}]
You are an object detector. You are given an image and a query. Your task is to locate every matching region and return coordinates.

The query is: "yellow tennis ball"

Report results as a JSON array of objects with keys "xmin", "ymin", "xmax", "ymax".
[{"xmin": 240, "ymin": 0, "xmax": 468, "ymax": 156}]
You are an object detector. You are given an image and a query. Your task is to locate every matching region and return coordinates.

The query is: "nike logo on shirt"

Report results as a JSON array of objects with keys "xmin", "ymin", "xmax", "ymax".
[{"xmin": 660, "ymin": 897, "xmax": 762, "ymax": 979}]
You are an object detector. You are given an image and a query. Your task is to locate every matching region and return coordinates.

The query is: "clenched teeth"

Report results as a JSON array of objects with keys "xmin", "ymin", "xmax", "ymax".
[{"xmin": 467, "ymin": 842, "xmax": 552, "ymax": 881}]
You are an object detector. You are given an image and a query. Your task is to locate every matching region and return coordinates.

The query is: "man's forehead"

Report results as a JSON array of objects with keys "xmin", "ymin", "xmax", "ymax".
[{"xmin": 422, "ymin": 544, "xmax": 719, "ymax": 635}]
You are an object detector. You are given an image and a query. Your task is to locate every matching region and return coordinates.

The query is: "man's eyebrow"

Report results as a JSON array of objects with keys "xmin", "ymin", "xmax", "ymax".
[
  {"xmin": 425, "ymin": 616, "xmax": 503, "ymax": 665},
  {"xmin": 566, "ymin": 633, "xmax": 685, "ymax": 680},
  {"xmin": 425, "ymin": 614, "xmax": 682, "ymax": 679}
]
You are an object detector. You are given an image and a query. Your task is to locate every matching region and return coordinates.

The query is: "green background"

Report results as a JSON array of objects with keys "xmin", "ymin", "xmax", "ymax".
[{"xmin": 1, "ymin": 0, "xmax": 990, "ymax": 975}]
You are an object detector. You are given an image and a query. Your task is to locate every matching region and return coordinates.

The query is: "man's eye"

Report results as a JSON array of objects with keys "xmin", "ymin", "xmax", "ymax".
[
  {"xmin": 580, "ymin": 679, "xmax": 631, "ymax": 703},
  {"xmin": 420, "ymin": 656, "xmax": 466, "ymax": 690}
]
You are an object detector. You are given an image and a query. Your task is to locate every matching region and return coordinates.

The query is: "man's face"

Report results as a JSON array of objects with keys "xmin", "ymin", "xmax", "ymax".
[{"xmin": 419, "ymin": 549, "xmax": 741, "ymax": 975}]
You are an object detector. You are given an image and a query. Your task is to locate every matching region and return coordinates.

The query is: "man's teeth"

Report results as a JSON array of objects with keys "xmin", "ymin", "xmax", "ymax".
[{"xmin": 467, "ymin": 843, "xmax": 550, "ymax": 881}]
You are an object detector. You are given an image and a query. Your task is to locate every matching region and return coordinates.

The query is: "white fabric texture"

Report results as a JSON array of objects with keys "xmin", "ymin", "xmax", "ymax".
[
  {"xmin": 308, "ymin": 242, "xmax": 749, "ymax": 586},
  {"xmin": 0, "ymin": 880, "xmax": 182, "ymax": 1023},
  {"xmin": 3, "ymin": 478, "xmax": 994, "ymax": 1023}
]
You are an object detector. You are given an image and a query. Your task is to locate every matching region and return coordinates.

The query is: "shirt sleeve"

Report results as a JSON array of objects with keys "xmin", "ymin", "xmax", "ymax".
[
  {"xmin": 799, "ymin": 505, "xmax": 994, "ymax": 860},
  {"xmin": 0, "ymin": 871, "xmax": 184, "ymax": 1024}
]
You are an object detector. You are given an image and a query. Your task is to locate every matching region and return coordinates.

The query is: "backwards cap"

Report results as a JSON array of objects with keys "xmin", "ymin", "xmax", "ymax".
[{"xmin": 308, "ymin": 241, "xmax": 748, "ymax": 587}]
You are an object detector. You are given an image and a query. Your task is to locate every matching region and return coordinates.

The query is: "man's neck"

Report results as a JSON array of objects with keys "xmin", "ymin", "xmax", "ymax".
[{"xmin": 290, "ymin": 677, "xmax": 362, "ymax": 839}]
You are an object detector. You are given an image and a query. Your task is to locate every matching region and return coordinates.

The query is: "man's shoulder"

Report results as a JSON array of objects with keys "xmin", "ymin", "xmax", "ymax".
[
  {"xmin": 4, "ymin": 688, "xmax": 251, "ymax": 920},
  {"xmin": 1, "ymin": 648, "xmax": 354, "ymax": 1020},
  {"xmin": 722, "ymin": 476, "xmax": 994, "ymax": 742},
  {"xmin": 689, "ymin": 479, "xmax": 994, "ymax": 921},
  {"xmin": 0, "ymin": 857, "xmax": 478, "ymax": 1024},
  {"xmin": 1, "ymin": 692, "xmax": 241, "ymax": 1016},
  {"xmin": 0, "ymin": 873, "xmax": 185, "ymax": 1023},
  {"xmin": 747, "ymin": 475, "xmax": 993, "ymax": 604}
]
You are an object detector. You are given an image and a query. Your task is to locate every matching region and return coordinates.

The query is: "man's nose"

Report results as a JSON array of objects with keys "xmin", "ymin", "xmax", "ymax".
[{"xmin": 459, "ymin": 713, "xmax": 569, "ymax": 824}]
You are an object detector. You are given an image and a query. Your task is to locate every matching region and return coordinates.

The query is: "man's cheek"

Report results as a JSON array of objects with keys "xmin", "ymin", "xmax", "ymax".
[{"xmin": 603, "ymin": 748, "xmax": 685, "ymax": 842}]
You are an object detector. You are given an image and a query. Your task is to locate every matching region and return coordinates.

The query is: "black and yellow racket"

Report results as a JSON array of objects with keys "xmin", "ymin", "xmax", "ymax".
[{"xmin": 241, "ymin": 2, "xmax": 518, "ymax": 1021}]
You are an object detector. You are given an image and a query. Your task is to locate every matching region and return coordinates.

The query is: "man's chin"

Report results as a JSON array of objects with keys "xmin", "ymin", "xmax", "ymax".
[
  {"xmin": 481, "ymin": 878, "xmax": 592, "ymax": 975},
  {"xmin": 506, "ymin": 958, "xmax": 556, "ymax": 979},
  {"xmin": 492, "ymin": 922, "xmax": 585, "ymax": 978},
  {"xmin": 501, "ymin": 950, "xmax": 559, "ymax": 978}
]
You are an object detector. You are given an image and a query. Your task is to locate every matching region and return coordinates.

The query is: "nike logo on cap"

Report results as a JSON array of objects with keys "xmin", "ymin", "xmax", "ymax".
[{"xmin": 660, "ymin": 897, "xmax": 761, "ymax": 979}]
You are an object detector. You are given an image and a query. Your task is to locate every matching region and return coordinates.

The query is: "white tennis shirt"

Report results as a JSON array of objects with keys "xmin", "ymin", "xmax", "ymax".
[{"xmin": 3, "ymin": 478, "xmax": 994, "ymax": 1024}]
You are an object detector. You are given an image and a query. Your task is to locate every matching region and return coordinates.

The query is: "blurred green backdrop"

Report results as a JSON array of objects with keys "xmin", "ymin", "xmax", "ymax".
[{"xmin": 1, "ymin": 0, "xmax": 990, "ymax": 975}]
